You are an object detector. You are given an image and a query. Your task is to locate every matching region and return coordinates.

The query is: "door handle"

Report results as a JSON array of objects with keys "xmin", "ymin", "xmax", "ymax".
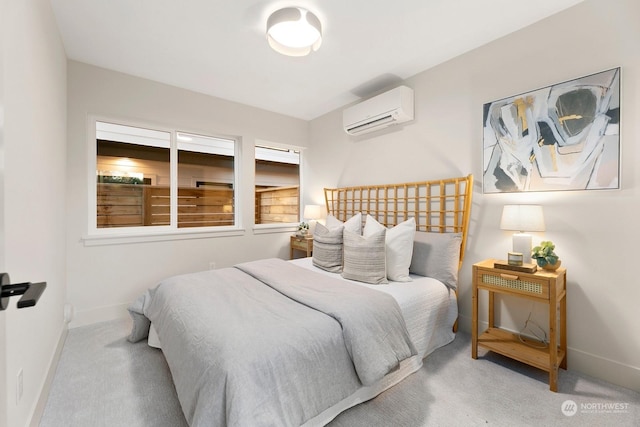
[{"xmin": 0, "ymin": 273, "xmax": 46, "ymax": 311}]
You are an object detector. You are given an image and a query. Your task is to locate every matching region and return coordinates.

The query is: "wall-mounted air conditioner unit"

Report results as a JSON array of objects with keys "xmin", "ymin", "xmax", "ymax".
[{"xmin": 343, "ymin": 85, "xmax": 414, "ymax": 136}]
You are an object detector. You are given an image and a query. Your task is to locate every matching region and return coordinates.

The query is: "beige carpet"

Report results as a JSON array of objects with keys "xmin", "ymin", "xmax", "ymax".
[{"xmin": 40, "ymin": 319, "xmax": 639, "ymax": 426}]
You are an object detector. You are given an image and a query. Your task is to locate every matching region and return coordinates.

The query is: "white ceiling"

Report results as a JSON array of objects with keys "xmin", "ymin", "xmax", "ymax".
[{"xmin": 50, "ymin": 0, "xmax": 584, "ymax": 121}]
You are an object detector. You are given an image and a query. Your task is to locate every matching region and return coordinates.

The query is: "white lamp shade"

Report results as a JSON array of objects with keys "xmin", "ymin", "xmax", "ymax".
[
  {"xmin": 303, "ymin": 204, "xmax": 323, "ymax": 220},
  {"xmin": 266, "ymin": 7, "xmax": 322, "ymax": 57},
  {"xmin": 500, "ymin": 205, "xmax": 545, "ymax": 232},
  {"xmin": 500, "ymin": 205, "xmax": 545, "ymax": 260}
]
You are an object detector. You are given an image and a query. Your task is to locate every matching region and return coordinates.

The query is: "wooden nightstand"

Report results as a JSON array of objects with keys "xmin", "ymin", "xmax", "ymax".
[
  {"xmin": 472, "ymin": 258, "xmax": 567, "ymax": 391},
  {"xmin": 290, "ymin": 235, "xmax": 313, "ymax": 259}
]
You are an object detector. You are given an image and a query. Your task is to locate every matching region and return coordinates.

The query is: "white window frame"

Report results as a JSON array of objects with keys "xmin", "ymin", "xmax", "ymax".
[
  {"xmin": 83, "ymin": 116, "xmax": 243, "ymax": 246},
  {"xmin": 253, "ymin": 140, "xmax": 305, "ymax": 235}
]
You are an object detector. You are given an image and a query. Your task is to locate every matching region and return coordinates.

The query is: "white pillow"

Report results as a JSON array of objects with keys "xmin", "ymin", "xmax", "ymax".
[
  {"xmin": 326, "ymin": 212, "xmax": 362, "ymax": 235},
  {"xmin": 364, "ymin": 215, "xmax": 416, "ymax": 282}
]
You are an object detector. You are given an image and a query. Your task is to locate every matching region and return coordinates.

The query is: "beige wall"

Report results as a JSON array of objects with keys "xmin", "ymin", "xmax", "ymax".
[
  {"xmin": 66, "ymin": 61, "xmax": 309, "ymax": 326},
  {"xmin": 2, "ymin": 0, "xmax": 68, "ymax": 425},
  {"xmin": 308, "ymin": 0, "xmax": 640, "ymax": 391}
]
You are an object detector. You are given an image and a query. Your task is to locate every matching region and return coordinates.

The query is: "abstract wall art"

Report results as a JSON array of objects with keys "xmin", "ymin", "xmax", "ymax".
[{"xmin": 483, "ymin": 68, "xmax": 620, "ymax": 193}]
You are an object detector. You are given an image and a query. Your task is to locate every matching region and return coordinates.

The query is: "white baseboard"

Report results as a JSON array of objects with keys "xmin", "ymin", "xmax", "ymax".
[
  {"xmin": 29, "ymin": 325, "xmax": 68, "ymax": 427},
  {"xmin": 457, "ymin": 313, "xmax": 640, "ymax": 392},
  {"xmin": 568, "ymin": 347, "xmax": 640, "ymax": 392},
  {"xmin": 69, "ymin": 303, "xmax": 130, "ymax": 329}
]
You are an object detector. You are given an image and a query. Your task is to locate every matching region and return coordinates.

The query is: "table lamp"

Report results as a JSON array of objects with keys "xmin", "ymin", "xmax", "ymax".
[
  {"xmin": 500, "ymin": 205, "xmax": 545, "ymax": 262},
  {"xmin": 303, "ymin": 204, "xmax": 324, "ymax": 234}
]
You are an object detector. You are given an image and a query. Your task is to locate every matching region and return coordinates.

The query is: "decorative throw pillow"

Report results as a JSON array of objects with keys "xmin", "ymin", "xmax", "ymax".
[
  {"xmin": 326, "ymin": 212, "xmax": 362, "ymax": 235},
  {"xmin": 364, "ymin": 215, "xmax": 416, "ymax": 282},
  {"xmin": 312, "ymin": 223, "xmax": 344, "ymax": 272},
  {"xmin": 342, "ymin": 228, "xmax": 388, "ymax": 284},
  {"xmin": 126, "ymin": 291, "xmax": 151, "ymax": 343},
  {"xmin": 409, "ymin": 232, "xmax": 462, "ymax": 289}
]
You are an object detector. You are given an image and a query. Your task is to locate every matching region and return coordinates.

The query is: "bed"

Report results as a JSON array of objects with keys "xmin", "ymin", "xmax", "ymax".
[{"xmin": 128, "ymin": 174, "xmax": 473, "ymax": 427}]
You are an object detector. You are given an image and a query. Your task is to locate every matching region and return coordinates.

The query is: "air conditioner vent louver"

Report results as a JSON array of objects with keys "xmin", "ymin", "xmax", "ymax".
[
  {"xmin": 346, "ymin": 114, "xmax": 395, "ymax": 134},
  {"xmin": 343, "ymin": 86, "xmax": 414, "ymax": 136}
]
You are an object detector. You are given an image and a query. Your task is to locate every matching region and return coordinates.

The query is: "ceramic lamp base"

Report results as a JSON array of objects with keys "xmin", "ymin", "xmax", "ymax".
[{"xmin": 512, "ymin": 233, "xmax": 533, "ymax": 263}]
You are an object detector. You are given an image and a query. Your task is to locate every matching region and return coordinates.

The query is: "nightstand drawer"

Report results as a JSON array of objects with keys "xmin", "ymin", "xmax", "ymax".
[
  {"xmin": 291, "ymin": 237, "xmax": 312, "ymax": 251},
  {"xmin": 476, "ymin": 269, "xmax": 549, "ymax": 299},
  {"xmin": 290, "ymin": 235, "xmax": 313, "ymax": 259}
]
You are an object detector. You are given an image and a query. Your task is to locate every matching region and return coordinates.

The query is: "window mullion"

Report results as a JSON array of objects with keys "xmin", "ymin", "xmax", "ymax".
[{"xmin": 170, "ymin": 132, "xmax": 178, "ymax": 229}]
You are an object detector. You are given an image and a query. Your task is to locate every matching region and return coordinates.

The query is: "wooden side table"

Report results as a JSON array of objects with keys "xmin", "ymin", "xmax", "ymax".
[
  {"xmin": 290, "ymin": 235, "xmax": 313, "ymax": 259},
  {"xmin": 472, "ymin": 258, "xmax": 567, "ymax": 391}
]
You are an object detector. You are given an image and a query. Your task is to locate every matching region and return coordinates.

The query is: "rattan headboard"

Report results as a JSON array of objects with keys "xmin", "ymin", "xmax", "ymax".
[{"xmin": 324, "ymin": 174, "xmax": 473, "ymax": 269}]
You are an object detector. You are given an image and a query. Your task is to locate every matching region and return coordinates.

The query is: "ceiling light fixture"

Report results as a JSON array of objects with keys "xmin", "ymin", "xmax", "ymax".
[{"xmin": 266, "ymin": 7, "xmax": 322, "ymax": 57}]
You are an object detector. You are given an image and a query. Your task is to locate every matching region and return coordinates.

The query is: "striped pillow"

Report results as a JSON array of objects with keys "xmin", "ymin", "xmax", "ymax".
[
  {"xmin": 342, "ymin": 228, "xmax": 388, "ymax": 284},
  {"xmin": 312, "ymin": 223, "xmax": 344, "ymax": 272}
]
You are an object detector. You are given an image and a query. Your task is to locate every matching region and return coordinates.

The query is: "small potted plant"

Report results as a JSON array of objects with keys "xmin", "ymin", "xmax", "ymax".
[
  {"xmin": 531, "ymin": 240, "xmax": 561, "ymax": 271},
  {"xmin": 297, "ymin": 221, "xmax": 309, "ymax": 236}
]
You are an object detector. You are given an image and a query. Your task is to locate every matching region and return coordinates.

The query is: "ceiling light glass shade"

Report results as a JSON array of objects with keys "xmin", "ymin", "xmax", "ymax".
[{"xmin": 266, "ymin": 7, "xmax": 322, "ymax": 57}]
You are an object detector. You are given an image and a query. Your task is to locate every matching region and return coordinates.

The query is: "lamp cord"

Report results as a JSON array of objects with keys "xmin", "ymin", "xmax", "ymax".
[{"xmin": 518, "ymin": 311, "xmax": 548, "ymax": 348}]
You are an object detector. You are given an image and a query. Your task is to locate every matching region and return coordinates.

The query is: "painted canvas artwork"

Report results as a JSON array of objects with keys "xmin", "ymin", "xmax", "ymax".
[{"xmin": 483, "ymin": 68, "xmax": 620, "ymax": 193}]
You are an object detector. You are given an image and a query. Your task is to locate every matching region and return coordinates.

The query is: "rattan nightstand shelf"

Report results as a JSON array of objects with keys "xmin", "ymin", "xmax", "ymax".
[{"xmin": 471, "ymin": 258, "xmax": 567, "ymax": 392}]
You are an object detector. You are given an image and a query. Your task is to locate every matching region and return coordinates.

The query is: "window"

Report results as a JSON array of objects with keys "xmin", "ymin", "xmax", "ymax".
[
  {"xmin": 177, "ymin": 132, "xmax": 235, "ymax": 228},
  {"xmin": 93, "ymin": 120, "xmax": 237, "ymax": 235},
  {"xmin": 254, "ymin": 145, "xmax": 300, "ymax": 225}
]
